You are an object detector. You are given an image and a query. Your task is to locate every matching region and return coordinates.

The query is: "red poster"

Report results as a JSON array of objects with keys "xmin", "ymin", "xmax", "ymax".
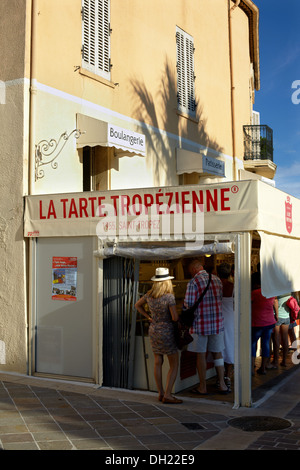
[{"xmin": 52, "ymin": 257, "xmax": 77, "ymax": 301}]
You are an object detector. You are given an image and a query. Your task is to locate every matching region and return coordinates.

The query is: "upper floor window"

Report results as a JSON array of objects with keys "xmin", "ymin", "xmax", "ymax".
[
  {"xmin": 176, "ymin": 27, "xmax": 196, "ymax": 117},
  {"xmin": 82, "ymin": 0, "xmax": 111, "ymax": 80}
]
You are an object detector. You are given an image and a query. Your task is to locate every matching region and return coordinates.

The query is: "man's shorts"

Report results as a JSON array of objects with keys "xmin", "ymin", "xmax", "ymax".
[{"xmin": 187, "ymin": 332, "xmax": 224, "ymax": 353}]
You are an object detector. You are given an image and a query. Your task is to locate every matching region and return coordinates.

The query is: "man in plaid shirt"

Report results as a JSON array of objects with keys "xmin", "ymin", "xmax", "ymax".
[{"xmin": 184, "ymin": 260, "xmax": 230, "ymax": 395}]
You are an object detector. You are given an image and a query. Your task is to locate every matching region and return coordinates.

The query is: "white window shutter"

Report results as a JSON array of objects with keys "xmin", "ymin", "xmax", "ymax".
[
  {"xmin": 176, "ymin": 27, "xmax": 195, "ymax": 116},
  {"xmin": 176, "ymin": 30, "xmax": 186, "ymax": 111},
  {"xmin": 82, "ymin": 0, "xmax": 111, "ymax": 80},
  {"xmin": 251, "ymin": 111, "xmax": 261, "ymax": 158},
  {"xmin": 251, "ymin": 110, "xmax": 260, "ymax": 125}
]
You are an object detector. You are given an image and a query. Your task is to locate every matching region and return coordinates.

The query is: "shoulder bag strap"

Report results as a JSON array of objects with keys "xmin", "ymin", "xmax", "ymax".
[{"xmin": 193, "ymin": 273, "xmax": 211, "ymax": 309}]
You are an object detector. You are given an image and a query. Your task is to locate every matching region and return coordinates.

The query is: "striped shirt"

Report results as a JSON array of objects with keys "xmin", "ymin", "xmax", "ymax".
[{"xmin": 184, "ymin": 270, "xmax": 224, "ymax": 335}]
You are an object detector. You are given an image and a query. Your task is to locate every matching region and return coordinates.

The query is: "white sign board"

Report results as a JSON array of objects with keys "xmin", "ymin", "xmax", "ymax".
[
  {"xmin": 108, "ymin": 124, "xmax": 146, "ymax": 155},
  {"xmin": 202, "ymin": 155, "xmax": 225, "ymax": 176}
]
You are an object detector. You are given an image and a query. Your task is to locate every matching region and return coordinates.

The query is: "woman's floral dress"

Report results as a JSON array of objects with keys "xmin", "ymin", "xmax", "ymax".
[{"xmin": 143, "ymin": 293, "xmax": 177, "ymax": 355}]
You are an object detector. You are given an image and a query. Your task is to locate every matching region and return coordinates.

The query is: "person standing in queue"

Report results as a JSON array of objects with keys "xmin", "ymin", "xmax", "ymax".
[
  {"xmin": 184, "ymin": 259, "xmax": 230, "ymax": 395},
  {"xmin": 251, "ymin": 271, "xmax": 278, "ymax": 375},
  {"xmin": 272, "ymin": 293, "xmax": 291, "ymax": 368},
  {"xmin": 135, "ymin": 267, "xmax": 182, "ymax": 404},
  {"xmin": 217, "ymin": 262, "xmax": 235, "ymax": 391}
]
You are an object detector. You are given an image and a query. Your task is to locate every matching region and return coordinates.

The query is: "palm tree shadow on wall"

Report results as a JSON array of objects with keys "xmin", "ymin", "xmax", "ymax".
[{"xmin": 130, "ymin": 57, "xmax": 224, "ymax": 186}]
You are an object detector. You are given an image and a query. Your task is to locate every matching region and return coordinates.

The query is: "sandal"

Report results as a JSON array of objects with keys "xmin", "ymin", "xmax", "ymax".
[
  {"xmin": 162, "ymin": 396, "xmax": 183, "ymax": 404},
  {"xmin": 224, "ymin": 376, "xmax": 231, "ymax": 391},
  {"xmin": 218, "ymin": 388, "xmax": 231, "ymax": 395},
  {"xmin": 216, "ymin": 379, "xmax": 231, "ymax": 393},
  {"xmin": 191, "ymin": 388, "xmax": 209, "ymax": 396}
]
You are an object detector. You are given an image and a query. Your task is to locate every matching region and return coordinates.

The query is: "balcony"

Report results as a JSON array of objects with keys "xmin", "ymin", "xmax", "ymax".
[{"xmin": 243, "ymin": 125, "xmax": 276, "ymax": 179}]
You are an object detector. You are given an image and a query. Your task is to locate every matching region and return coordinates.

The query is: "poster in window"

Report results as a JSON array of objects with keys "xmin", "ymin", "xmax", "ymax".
[{"xmin": 52, "ymin": 257, "xmax": 77, "ymax": 301}]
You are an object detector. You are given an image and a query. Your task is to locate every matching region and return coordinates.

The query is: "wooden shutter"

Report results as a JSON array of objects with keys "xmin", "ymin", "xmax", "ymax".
[
  {"xmin": 82, "ymin": 0, "xmax": 111, "ymax": 80},
  {"xmin": 176, "ymin": 27, "xmax": 195, "ymax": 116}
]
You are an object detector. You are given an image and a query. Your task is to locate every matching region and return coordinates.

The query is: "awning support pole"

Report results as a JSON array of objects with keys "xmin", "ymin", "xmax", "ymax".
[{"xmin": 233, "ymin": 232, "xmax": 252, "ymax": 408}]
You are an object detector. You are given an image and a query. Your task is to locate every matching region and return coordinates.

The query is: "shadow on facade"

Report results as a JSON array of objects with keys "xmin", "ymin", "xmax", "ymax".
[{"xmin": 130, "ymin": 57, "xmax": 224, "ymax": 186}]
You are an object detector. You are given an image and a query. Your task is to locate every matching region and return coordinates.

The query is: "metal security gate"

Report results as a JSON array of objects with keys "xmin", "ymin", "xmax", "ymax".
[{"xmin": 102, "ymin": 257, "xmax": 140, "ymax": 388}]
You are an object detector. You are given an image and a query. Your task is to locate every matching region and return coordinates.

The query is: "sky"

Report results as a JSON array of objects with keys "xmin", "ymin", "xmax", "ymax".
[{"xmin": 253, "ymin": 0, "xmax": 300, "ymax": 198}]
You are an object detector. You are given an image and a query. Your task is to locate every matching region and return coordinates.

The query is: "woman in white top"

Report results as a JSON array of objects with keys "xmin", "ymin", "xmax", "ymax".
[
  {"xmin": 271, "ymin": 293, "xmax": 291, "ymax": 368},
  {"xmin": 217, "ymin": 263, "xmax": 234, "ymax": 390}
]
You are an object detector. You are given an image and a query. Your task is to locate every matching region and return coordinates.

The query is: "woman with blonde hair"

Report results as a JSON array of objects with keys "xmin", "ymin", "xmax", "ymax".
[{"xmin": 135, "ymin": 267, "xmax": 182, "ymax": 404}]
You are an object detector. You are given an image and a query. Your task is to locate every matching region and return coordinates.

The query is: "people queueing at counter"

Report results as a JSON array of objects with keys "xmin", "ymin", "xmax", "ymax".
[
  {"xmin": 136, "ymin": 259, "xmax": 299, "ymax": 403},
  {"xmin": 135, "ymin": 260, "xmax": 233, "ymax": 402},
  {"xmin": 251, "ymin": 267, "xmax": 300, "ymax": 374}
]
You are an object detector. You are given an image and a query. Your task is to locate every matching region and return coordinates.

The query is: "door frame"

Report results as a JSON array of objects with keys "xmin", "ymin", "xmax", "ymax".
[{"xmin": 28, "ymin": 236, "xmax": 102, "ymax": 384}]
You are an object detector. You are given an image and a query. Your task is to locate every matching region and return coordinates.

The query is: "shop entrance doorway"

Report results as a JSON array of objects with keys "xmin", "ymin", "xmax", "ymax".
[
  {"xmin": 102, "ymin": 257, "xmax": 140, "ymax": 388},
  {"xmin": 102, "ymin": 251, "xmax": 237, "ymax": 396}
]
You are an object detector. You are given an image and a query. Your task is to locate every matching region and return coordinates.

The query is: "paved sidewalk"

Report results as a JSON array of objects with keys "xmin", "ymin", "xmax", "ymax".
[{"xmin": 0, "ymin": 366, "xmax": 299, "ymax": 451}]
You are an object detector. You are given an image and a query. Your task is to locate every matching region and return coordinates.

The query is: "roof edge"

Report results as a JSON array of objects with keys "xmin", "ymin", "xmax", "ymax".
[{"xmin": 239, "ymin": 0, "xmax": 260, "ymax": 91}]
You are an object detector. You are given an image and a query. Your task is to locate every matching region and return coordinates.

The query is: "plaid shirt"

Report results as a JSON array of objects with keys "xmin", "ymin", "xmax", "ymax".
[{"xmin": 184, "ymin": 270, "xmax": 224, "ymax": 335}]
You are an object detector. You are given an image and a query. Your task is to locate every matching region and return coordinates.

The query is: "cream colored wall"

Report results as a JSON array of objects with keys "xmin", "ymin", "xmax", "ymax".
[
  {"xmin": 0, "ymin": 0, "xmax": 30, "ymax": 373},
  {"xmin": 30, "ymin": 0, "xmax": 254, "ymax": 194}
]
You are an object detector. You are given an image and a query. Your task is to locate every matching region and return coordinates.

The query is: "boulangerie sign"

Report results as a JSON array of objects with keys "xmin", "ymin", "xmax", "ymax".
[
  {"xmin": 76, "ymin": 114, "xmax": 146, "ymax": 156},
  {"xmin": 108, "ymin": 124, "xmax": 145, "ymax": 154}
]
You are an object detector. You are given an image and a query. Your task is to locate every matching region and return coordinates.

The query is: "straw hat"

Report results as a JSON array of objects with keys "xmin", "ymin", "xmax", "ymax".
[{"xmin": 151, "ymin": 267, "xmax": 174, "ymax": 281}]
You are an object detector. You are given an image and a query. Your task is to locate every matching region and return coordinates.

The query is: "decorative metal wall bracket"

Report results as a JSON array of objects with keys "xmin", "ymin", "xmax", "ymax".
[{"xmin": 35, "ymin": 129, "xmax": 83, "ymax": 181}]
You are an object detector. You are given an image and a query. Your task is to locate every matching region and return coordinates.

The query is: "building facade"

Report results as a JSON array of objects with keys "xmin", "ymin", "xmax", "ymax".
[{"xmin": 1, "ymin": 1, "xmax": 278, "ymax": 404}]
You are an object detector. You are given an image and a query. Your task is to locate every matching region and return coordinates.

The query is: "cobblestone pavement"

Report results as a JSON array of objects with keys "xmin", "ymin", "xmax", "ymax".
[
  {"xmin": 245, "ymin": 402, "xmax": 300, "ymax": 450},
  {"xmin": 0, "ymin": 366, "xmax": 299, "ymax": 451}
]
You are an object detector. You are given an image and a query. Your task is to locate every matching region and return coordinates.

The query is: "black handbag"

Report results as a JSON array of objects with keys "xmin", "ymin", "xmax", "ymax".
[
  {"xmin": 180, "ymin": 273, "xmax": 212, "ymax": 327},
  {"xmin": 173, "ymin": 320, "xmax": 193, "ymax": 350}
]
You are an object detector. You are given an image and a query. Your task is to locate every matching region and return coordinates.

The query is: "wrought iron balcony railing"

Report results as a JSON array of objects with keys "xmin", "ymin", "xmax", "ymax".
[{"xmin": 243, "ymin": 125, "xmax": 273, "ymax": 161}]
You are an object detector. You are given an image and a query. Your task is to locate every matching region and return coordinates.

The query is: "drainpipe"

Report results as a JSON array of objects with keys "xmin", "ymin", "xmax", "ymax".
[
  {"xmin": 28, "ymin": 0, "xmax": 38, "ymax": 195},
  {"xmin": 228, "ymin": 0, "xmax": 240, "ymax": 181},
  {"xmin": 27, "ymin": 0, "xmax": 38, "ymax": 377}
]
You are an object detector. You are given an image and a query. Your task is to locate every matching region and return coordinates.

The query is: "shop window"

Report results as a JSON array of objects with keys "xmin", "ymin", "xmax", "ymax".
[
  {"xmin": 81, "ymin": 0, "xmax": 111, "ymax": 80},
  {"xmin": 82, "ymin": 146, "xmax": 110, "ymax": 191},
  {"xmin": 176, "ymin": 26, "xmax": 196, "ymax": 117}
]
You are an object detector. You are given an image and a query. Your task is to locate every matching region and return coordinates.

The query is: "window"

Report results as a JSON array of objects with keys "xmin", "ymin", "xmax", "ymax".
[
  {"xmin": 82, "ymin": 0, "xmax": 111, "ymax": 80},
  {"xmin": 176, "ymin": 27, "xmax": 196, "ymax": 117}
]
